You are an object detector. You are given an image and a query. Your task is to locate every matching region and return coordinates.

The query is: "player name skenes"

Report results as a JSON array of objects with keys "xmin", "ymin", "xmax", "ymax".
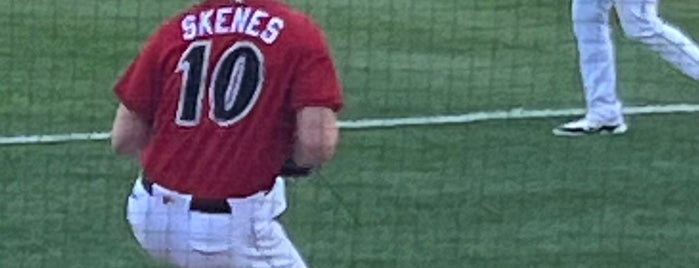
[{"xmin": 181, "ymin": 6, "xmax": 285, "ymax": 44}]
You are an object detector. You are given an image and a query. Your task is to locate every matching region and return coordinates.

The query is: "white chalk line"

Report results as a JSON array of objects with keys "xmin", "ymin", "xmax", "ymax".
[{"xmin": 2, "ymin": 103, "xmax": 699, "ymax": 145}]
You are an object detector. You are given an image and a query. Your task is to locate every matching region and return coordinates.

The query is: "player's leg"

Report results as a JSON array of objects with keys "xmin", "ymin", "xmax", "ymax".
[
  {"xmin": 126, "ymin": 179, "xmax": 150, "ymax": 245},
  {"xmin": 182, "ymin": 211, "xmax": 243, "ymax": 268},
  {"xmin": 183, "ymin": 177, "xmax": 308, "ymax": 268},
  {"xmin": 251, "ymin": 219, "xmax": 309, "ymax": 268},
  {"xmin": 128, "ymin": 177, "xmax": 308, "ymax": 267},
  {"xmin": 250, "ymin": 178, "xmax": 309, "ymax": 267},
  {"xmin": 126, "ymin": 178, "xmax": 191, "ymax": 266},
  {"xmin": 616, "ymin": 0, "xmax": 699, "ymax": 80},
  {"xmin": 554, "ymin": 0, "xmax": 627, "ymax": 136}
]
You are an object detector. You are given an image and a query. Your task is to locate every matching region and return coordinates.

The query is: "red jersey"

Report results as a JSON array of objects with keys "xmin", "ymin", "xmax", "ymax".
[{"xmin": 114, "ymin": 0, "xmax": 343, "ymax": 198}]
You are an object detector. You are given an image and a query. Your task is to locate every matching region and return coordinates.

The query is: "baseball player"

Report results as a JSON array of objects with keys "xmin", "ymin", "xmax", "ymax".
[
  {"xmin": 554, "ymin": 0, "xmax": 699, "ymax": 136},
  {"xmin": 110, "ymin": 0, "xmax": 343, "ymax": 267}
]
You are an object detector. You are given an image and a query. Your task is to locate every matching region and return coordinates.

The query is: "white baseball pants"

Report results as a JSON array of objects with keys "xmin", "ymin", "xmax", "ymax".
[
  {"xmin": 126, "ymin": 177, "xmax": 308, "ymax": 268},
  {"xmin": 572, "ymin": 0, "xmax": 699, "ymax": 124}
]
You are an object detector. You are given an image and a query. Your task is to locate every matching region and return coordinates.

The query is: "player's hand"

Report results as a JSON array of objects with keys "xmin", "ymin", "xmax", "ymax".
[{"xmin": 280, "ymin": 158, "xmax": 314, "ymax": 177}]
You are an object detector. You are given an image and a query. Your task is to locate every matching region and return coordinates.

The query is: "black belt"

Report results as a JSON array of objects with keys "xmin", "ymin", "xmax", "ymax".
[{"xmin": 141, "ymin": 177, "xmax": 232, "ymax": 214}]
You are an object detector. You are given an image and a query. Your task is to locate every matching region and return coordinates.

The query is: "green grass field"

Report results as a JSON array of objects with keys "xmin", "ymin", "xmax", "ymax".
[{"xmin": 2, "ymin": 0, "xmax": 699, "ymax": 267}]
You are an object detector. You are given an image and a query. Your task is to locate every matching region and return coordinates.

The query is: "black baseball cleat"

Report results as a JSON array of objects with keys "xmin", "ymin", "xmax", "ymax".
[{"xmin": 552, "ymin": 118, "xmax": 628, "ymax": 136}]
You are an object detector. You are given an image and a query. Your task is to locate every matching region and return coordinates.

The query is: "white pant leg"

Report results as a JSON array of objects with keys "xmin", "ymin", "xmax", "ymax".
[
  {"xmin": 249, "ymin": 178, "xmax": 308, "ymax": 268},
  {"xmin": 615, "ymin": 0, "xmax": 699, "ymax": 80},
  {"xmin": 572, "ymin": 0, "xmax": 625, "ymax": 124},
  {"xmin": 126, "ymin": 177, "xmax": 308, "ymax": 268},
  {"xmin": 126, "ymin": 178, "xmax": 193, "ymax": 265}
]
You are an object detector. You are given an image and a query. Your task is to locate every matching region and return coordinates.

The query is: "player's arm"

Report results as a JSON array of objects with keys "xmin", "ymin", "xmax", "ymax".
[
  {"xmin": 292, "ymin": 107, "xmax": 339, "ymax": 167},
  {"xmin": 284, "ymin": 18, "xmax": 344, "ymax": 175},
  {"xmin": 111, "ymin": 104, "xmax": 152, "ymax": 158},
  {"xmin": 111, "ymin": 29, "xmax": 163, "ymax": 159}
]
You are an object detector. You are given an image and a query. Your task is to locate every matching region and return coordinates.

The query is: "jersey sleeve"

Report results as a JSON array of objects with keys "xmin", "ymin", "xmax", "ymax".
[
  {"xmin": 290, "ymin": 20, "xmax": 344, "ymax": 112},
  {"xmin": 114, "ymin": 33, "xmax": 164, "ymax": 123}
]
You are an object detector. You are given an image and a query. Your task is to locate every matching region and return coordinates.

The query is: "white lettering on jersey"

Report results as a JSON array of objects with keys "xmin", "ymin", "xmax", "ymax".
[
  {"xmin": 260, "ymin": 17, "xmax": 284, "ymax": 45},
  {"xmin": 198, "ymin": 9, "xmax": 215, "ymax": 37},
  {"xmin": 180, "ymin": 6, "xmax": 285, "ymax": 45},
  {"xmin": 244, "ymin": 10, "xmax": 269, "ymax": 37},
  {"xmin": 232, "ymin": 7, "xmax": 252, "ymax": 34},
  {"xmin": 182, "ymin": 15, "xmax": 197, "ymax": 41},
  {"xmin": 215, "ymin": 7, "xmax": 233, "ymax": 34}
]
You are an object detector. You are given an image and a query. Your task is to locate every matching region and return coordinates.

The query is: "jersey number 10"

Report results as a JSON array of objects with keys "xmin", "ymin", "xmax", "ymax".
[{"xmin": 175, "ymin": 40, "xmax": 264, "ymax": 127}]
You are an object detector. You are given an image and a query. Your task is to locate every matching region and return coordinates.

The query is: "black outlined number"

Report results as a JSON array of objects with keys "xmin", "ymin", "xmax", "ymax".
[
  {"xmin": 176, "ymin": 41, "xmax": 264, "ymax": 127},
  {"xmin": 176, "ymin": 41, "xmax": 210, "ymax": 126}
]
